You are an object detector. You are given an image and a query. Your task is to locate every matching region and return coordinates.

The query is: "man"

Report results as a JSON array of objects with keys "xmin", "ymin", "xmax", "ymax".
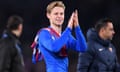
[
  {"xmin": 77, "ymin": 18, "xmax": 120, "ymax": 72},
  {"xmin": 0, "ymin": 15, "xmax": 25, "ymax": 72},
  {"xmin": 32, "ymin": 1, "xmax": 87, "ymax": 72}
]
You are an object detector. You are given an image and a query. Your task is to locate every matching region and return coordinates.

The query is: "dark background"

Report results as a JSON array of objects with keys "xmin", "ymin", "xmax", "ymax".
[{"xmin": 0, "ymin": 0, "xmax": 120, "ymax": 72}]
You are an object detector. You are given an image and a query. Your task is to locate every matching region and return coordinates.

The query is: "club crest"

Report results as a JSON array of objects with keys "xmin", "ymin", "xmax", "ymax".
[{"xmin": 109, "ymin": 47, "xmax": 112, "ymax": 52}]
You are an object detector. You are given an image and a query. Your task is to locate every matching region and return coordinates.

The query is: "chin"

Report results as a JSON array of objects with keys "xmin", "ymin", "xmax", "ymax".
[
  {"xmin": 56, "ymin": 21, "xmax": 63, "ymax": 24},
  {"xmin": 57, "ymin": 23, "xmax": 63, "ymax": 26},
  {"xmin": 56, "ymin": 24, "xmax": 62, "ymax": 27}
]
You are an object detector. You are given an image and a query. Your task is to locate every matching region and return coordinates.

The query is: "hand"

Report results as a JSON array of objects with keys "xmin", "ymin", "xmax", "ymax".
[
  {"xmin": 73, "ymin": 10, "xmax": 79, "ymax": 27},
  {"xmin": 67, "ymin": 12, "xmax": 74, "ymax": 29}
]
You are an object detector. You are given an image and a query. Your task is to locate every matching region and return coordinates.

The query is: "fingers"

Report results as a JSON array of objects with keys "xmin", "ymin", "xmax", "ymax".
[
  {"xmin": 75, "ymin": 10, "xmax": 78, "ymax": 17},
  {"xmin": 73, "ymin": 9, "xmax": 79, "ymax": 27},
  {"xmin": 67, "ymin": 9, "xmax": 79, "ymax": 29},
  {"xmin": 67, "ymin": 12, "xmax": 74, "ymax": 29}
]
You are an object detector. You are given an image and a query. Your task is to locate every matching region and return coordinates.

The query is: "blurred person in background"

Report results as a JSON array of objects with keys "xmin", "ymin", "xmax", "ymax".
[
  {"xmin": 0, "ymin": 15, "xmax": 25, "ymax": 72},
  {"xmin": 77, "ymin": 18, "xmax": 120, "ymax": 72}
]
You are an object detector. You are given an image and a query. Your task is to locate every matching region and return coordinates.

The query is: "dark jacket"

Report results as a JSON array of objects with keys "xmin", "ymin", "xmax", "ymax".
[
  {"xmin": 77, "ymin": 28, "xmax": 120, "ymax": 72},
  {"xmin": 0, "ymin": 30, "xmax": 25, "ymax": 72}
]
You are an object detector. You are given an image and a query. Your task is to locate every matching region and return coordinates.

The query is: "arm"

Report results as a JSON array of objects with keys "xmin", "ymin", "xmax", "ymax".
[
  {"xmin": 67, "ymin": 26, "xmax": 87, "ymax": 52},
  {"xmin": 39, "ymin": 27, "xmax": 71, "ymax": 52},
  {"xmin": 0, "ymin": 40, "xmax": 7, "ymax": 71},
  {"xmin": 115, "ymin": 58, "xmax": 120, "ymax": 72},
  {"xmin": 111, "ymin": 44, "xmax": 120, "ymax": 72},
  {"xmin": 112, "ymin": 45, "xmax": 120, "ymax": 72},
  {"xmin": 75, "ymin": 26, "xmax": 87, "ymax": 52},
  {"xmin": 68, "ymin": 10, "xmax": 87, "ymax": 52},
  {"xmin": 77, "ymin": 42, "xmax": 95, "ymax": 72}
]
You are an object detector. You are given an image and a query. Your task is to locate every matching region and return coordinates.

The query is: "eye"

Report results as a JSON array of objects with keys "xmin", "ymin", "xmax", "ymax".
[
  {"xmin": 60, "ymin": 13, "xmax": 64, "ymax": 15},
  {"xmin": 54, "ymin": 13, "xmax": 58, "ymax": 15},
  {"xmin": 110, "ymin": 28, "xmax": 114, "ymax": 31}
]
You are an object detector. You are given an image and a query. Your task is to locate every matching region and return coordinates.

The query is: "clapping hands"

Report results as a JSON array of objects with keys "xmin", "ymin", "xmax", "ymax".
[{"xmin": 67, "ymin": 10, "xmax": 79, "ymax": 29}]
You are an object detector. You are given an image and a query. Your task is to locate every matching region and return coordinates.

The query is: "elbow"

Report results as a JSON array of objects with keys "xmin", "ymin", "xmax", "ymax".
[
  {"xmin": 81, "ymin": 41, "xmax": 87, "ymax": 52},
  {"xmin": 83, "ymin": 45, "xmax": 87, "ymax": 52},
  {"xmin": 79, "ymin": 44, "xmax": 87, "ymax": 52}
]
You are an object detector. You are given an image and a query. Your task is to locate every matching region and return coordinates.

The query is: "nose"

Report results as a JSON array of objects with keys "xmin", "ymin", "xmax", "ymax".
[
  {"xmin": 57, "ymin": 14, "xmax": 62, "ymax": 17},
  {"xmin": 113, "ymin": 31, "xmax": 115, "ymax": 35}
]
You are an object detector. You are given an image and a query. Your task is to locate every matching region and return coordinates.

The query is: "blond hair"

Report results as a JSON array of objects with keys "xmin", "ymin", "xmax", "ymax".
[{"xmin": 46, "ymin": 1, "xmax": 65, "ymax": 14}]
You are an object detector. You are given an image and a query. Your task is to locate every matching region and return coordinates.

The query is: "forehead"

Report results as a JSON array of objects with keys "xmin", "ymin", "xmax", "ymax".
[
  {"xmin": 51, "ymin": 7, "xmax": 64, "ymax": 13},
  {"xmin": 106, "ymin": 22, "xmax": 113, "ymax": 28}
]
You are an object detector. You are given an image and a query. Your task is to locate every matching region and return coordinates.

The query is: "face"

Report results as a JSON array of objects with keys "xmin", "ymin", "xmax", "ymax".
[
  {"xmin": 18, "ymin": 24, "xmax": 23, "ymax": 37},
  {"xmin": 103, "ymin": 22, "xmax": 115, "ymax": 40},
  {"xmin": 47, "ymin": 7, "xmax": 65, "ymax": 26}
]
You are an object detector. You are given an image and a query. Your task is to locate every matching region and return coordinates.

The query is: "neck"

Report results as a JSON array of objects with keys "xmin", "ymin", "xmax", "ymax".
[
  {"xmin": 50, "ymin": 24, "xmax": 62, "ymax": 35},
  {"xmin": 11, "ymin": 30, "xmax": 20, "ymax": 37}
]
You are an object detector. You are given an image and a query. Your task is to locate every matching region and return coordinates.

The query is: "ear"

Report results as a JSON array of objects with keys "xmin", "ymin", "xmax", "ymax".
[{"xmin": 46, "ymin": 13, "xmax": 50, "ymax": 19}]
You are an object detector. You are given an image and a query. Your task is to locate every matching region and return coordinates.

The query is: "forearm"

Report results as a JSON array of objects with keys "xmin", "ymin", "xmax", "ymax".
[
  {"xmin": 75, "ymin": 26, "xmax": 87, "ymax": 52},
  {"xmin": 51, "ymin": 27, "xmax": 71, "ymax": 52},
  {"xmin": 77, "ymin": 53, "xmax": 93, "ymax": 72}
]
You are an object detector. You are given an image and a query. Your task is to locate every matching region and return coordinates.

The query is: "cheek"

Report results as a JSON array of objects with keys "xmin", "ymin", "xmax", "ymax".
[
  {"xmin": 104, "ymin": 31, "xmax": 110, "ymax": 36},
  {"xmin": 108, "ymin": 32, "xmax": 113, "ymax": 36},
  {"xmin": 60, "ymin": 14, "xmax": 64, "ymax": 18},
  {"xmin": 62, "ymin": 15, "xmax": 65, "ymax": 19}
]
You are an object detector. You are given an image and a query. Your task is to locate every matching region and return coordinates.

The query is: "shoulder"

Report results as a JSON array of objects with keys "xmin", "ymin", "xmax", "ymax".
[
  {"xmin": 38, "ymin": 28, "xmax": 51, "ymax": 34},
  {"xmin": 87, "ymin": 41, "xmax": 99, "ymax": 53},
  {"xmin": 87, "ymin": 41, "xmax": 96, "ymax": 49},
  {"xmin": 88, "ymin": 40, "xmax": 103, "ymax": 48},
  {"xmin": 38, "ymin": 28, "xmax": 52, "ymax": 38},
  {"xmin": 0, "ymin": 37, "xmax": 12, "ymax": 43},
  {"xmin": 0, "ymin": 38, "xmax": 14, "ymax": 50},
  {"xmin": 109, "ymin": 43, "xmax": 116, "ymax": 51}
]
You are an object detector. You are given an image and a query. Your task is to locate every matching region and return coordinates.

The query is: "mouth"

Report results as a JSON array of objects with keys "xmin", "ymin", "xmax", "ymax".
[
  {"xmin": 56, "ymin": 18, "xmax": 63, "ymax": 21},
  {"xmin": 56, "ymin": 19, "xmax": 63, "ymax": 23}
]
